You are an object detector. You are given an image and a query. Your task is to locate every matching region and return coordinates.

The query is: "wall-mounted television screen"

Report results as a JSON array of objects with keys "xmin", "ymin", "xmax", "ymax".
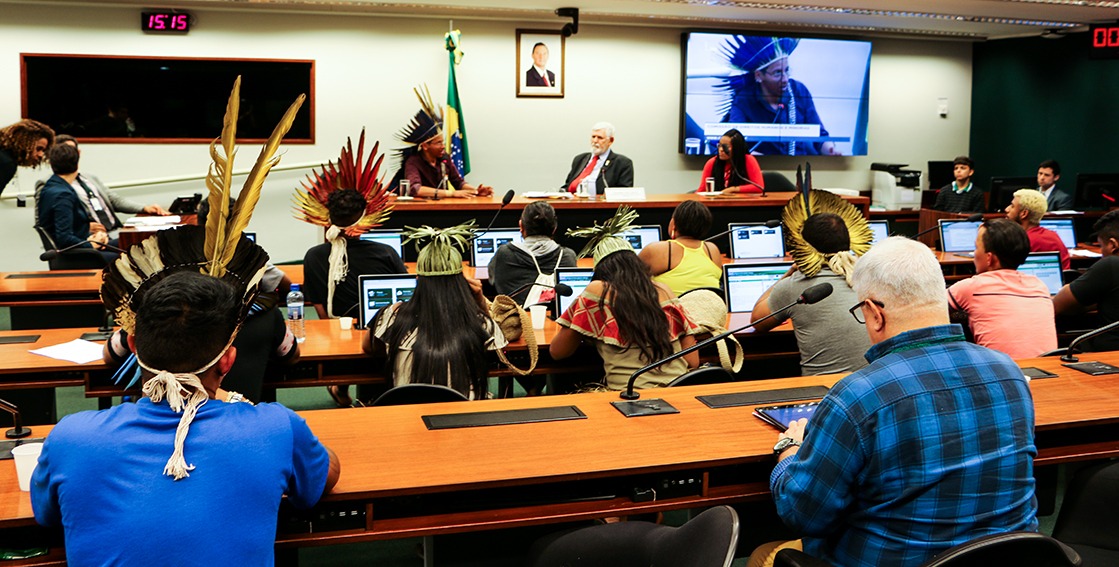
[{"xmin": 681, "ymin": 33, "xmax": 871, "ymax": 157}]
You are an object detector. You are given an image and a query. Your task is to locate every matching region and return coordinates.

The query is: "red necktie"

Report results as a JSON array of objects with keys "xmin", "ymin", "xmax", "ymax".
[
  {"xmin": 542, "ymin": 73, "xmax": 550, "ymax": 87},
  {"xmin": 568, "ymin": 155, "xmax": 599, "ymax": 193}
]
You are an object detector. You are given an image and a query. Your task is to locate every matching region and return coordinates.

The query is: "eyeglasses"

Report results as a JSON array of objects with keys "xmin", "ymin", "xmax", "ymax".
[
  {"xmin": 718, "ymin": 143, "xmax": 731, "ymax": 152},
  {"xmin": 849, "ymin": 299, "xmax": 885, "ymax": 324},
  {"xmin": 764, "ymin": 68, "xmax": 790, "ymax": 80}
]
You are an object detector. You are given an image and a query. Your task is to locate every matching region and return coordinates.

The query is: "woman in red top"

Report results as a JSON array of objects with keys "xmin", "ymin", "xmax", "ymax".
[{"xmin": 696, "ymin": 128, "xmax": 764, "ymax": 195}]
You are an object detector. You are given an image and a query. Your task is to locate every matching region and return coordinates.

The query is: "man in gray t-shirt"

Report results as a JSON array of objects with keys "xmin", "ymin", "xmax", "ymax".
[{"xmin": 751, "ymin": 213, "xmax": 871, "ymax": 375}]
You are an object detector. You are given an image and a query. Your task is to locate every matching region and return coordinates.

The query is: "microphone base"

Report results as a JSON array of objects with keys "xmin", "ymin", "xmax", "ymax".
[
  {"xmin": 5, "ymin": 427, "xmax": 31, "ymax": 440},
  {"xmin": 611, "ymin": 399, "xmax": 680, "ymax": 418},
  {"xmin": 80, "ymin": 331, "xmax": 115, "ymax": 342},
  {"xmin": 1060, "ymin": 353, "xmax": 1080, "ymax": 363}
]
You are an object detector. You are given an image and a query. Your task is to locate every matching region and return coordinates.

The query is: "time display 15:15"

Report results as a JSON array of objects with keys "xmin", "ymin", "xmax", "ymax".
[{"xmin": 142, "ymin": 12, "xmax": 190, "ymax": 33}]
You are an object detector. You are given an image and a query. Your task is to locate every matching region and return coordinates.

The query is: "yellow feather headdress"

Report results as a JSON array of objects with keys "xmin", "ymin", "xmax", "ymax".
[{"xmin": 782, "ymin": 189, "xmax": 873, "ymax": 278}]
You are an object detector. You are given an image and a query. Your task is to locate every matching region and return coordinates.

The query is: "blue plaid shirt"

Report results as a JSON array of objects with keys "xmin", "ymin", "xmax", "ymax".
[{"xmin": 770, "ymin": 325, "xmax": 1038, "ymax": 566}]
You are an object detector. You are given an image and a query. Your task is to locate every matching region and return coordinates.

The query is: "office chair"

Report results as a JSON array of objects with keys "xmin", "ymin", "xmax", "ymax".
[
  {"xmin": 1052, "ymin": 460, "xmax": 1119, "ymax": 566},
  {"xmin": 1061, "ymin": 269, "xmax": 1081, "ymax": 285},
  {"xmin": 371, "ymin": 383, "xmax": 469, "ymax": 406},
  {"xmin": 667, "ymin": 365, "xmax": 734, "ymax": 388},
  {"xmin": 528, "ymin": 505, "xmax": 739, "ymax": 567},
  {"xmin": 34, "ymin": 225, "xmax": 107, "ymax": 270},
  {"xmin": 774, "ymin": 532, "xmax": 1081, "ymax": 567},
  {"xmin": 763, "ymin": 171, "xmax": 797, "ymax": 193}
]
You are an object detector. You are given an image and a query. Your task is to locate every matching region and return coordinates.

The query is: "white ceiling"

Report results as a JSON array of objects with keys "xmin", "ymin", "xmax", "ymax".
[{"xmin": 10, "ymin": 0, "xmax": 1119, "ymax": 40}]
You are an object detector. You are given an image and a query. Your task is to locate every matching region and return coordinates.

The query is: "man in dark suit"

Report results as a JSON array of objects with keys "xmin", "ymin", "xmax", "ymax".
[
  {"xmin": 1037, "ymin": 159, "xmax": 1074, "ymax": 211},
  {"xmin": 525, "ymin": 42, "xmax": 556, "ymax": 87},
  {"xmin": 562, "ymin": 122, "xmax": 634, "ymax": 194}
]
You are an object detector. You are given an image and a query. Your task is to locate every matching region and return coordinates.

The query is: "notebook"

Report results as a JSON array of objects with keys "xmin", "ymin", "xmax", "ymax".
[
  {"xmin": 1017, "ymin": 252, "xmax": 1063, "ymax": 295},
  {"xmin": 552, "ymin": 267, "xmax": 594, "ymax": 319},
  {"xmin": 1038, "ymin": 218, "xmax": 1076, "ymax": 249},
  {"xmin": 617, "ymin": 225, "xmax": 663, "ymax": 253},
  {"xmin": 867, "ymin": 220, "xmax": 889, "ymax": 245},
  {"xmin": 728, "ymin": 222, "xmax": 785, "ymax": 259},
  {"xmin": 356, "ymin": 274, "xmax": 418, "ymax": 328},
  {"xmin": 359, "ymin": 229, "xmax": 405, "ymax": 259},
  {"xmin": 723, "ymin": 262, "xmax": 794, "ymax": 313},
  {"xmin": 938, "ymin": 219, "xmax": 982, "ymax": 254}
]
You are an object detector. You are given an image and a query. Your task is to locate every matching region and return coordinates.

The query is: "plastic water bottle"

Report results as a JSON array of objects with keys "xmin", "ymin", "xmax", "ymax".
[{"xmin": 286, "ymin": 284, "xmax": 306, "ymax": 343}]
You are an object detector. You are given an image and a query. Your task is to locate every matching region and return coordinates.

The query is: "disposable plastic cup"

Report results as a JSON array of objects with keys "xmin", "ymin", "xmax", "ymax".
[
  {"xmin": 12, "ymin": 443, "xmax": 43, "ymax": 492},
  {"xmin": 339, "ymin": 317, "xmax": 353, "ymax": 331},
  {"xmin": 530, "ymin": 305, "xmax": 547, "ymax": 330}
]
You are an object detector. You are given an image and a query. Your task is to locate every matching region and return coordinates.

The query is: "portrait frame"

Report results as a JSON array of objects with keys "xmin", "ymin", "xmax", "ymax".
[{"xmin": 516, "ymin": 30, "xmax": 565, "ymax": 98}]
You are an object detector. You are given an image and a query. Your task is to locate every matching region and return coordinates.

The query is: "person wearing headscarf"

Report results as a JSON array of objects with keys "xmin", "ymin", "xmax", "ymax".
[
  {"xmin": 550, "ymin": 206, "xmax": 700, "ymax": 390},
  {"xmin": 751, "ymin": 189, "xmax": 872, "ymax": 374},
  {"xmin": 720, "ymin": 36, "xmax": 839, "ymax": 156},
  {"xmin": 30, "ymin": 78, "xmax": 338, "ymax": 566},
  {"xmin": 393, "ymin": 85, "xmax": 493, "ymax": 199},
  {"xmin": 0, "ymin": 118, "xmax": 53, "ymax": 195},
  {"xmin": 695, "ymin": 128, "xmax": 764, "ymax": 194},
  {"xmin": 362, "ymin": 222, "xmax": 508, "ymax": 400}
]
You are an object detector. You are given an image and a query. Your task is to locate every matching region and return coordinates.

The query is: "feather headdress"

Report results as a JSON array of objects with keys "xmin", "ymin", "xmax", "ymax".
[
  {"xmin": 716, "ymin": 36, "xmax": 799, "ymax": 118},
  {"xmin": 405, "ymin": 221, "xmax": 476, "ymax": 276},
  {"xmin": 99, "ymin": 77, "xmax": 304, "ymax": 481},
  {"xmin": 388, "ymin": 85, "xmax": 445, "ymax": 193},
  {"xmin": 566, "ymin": 205, "xmax": 640, "ymax": 264},
  {"xmin": 292, "ymin": 129, "xmax": 394, "ymax": 236},
  {"xmin": 782, "ymin": 187, "xmax": 873, "ymax": 279}
]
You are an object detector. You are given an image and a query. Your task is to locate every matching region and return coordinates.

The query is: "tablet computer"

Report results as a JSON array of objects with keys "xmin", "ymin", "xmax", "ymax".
[{"xmin": 753, "ymin": 401, "xmax": 819, "ymax": 432}]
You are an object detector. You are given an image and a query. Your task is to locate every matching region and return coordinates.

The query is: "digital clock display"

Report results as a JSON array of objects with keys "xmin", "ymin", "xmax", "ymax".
[
  {"xmin": 141, "ymin": 11, "xmax": 191, "ymax": 33},
  {"xmin": 1089, "ymin": 23, "xmax": 1119, "ymax": 59}
]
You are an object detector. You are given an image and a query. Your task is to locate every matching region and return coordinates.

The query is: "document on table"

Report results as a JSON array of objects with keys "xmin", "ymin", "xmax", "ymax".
[{"xmin": 29, "ymin": 339, "xmax": 105, "ymax": 364}]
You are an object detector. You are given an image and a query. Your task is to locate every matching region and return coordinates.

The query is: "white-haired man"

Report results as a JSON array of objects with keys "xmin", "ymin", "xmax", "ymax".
[
  {"xmin": 562, "ymin": 122, "xmax": 634, "ymax": 194},
  {"xmin": 749, "ymin": 237, "xmax": 1038, "ymax": 567},
  {"xmin": 1006, "ymin": 187, "xmax": 1070, "ymax": 270}
]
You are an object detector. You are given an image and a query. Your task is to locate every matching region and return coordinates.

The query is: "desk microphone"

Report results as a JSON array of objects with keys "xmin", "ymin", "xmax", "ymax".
[
  {"xmin": 618, "ymin": 282, "xmax": 833, "ymax": 403},
  {"xmin": 40, "ymin": 239, "xmax": 127, "ymax": 261},
  {"xmin": 0, "ymin": 398, "xmax": 31, "ymax": 439},
  {"xmin": 1045, "ymin": 320, "xmax": 1119, "ymax": 363},
  {"xmin": 468, "ymin": 189, "xmax": 516, "ymax": 242},
  {"xmin": 905, "ymin": 212, "xmax": 983, "ymax": 240},
  {"xmin": 705, "ymin": 219, "xmax": 781, "ymax": 242}
]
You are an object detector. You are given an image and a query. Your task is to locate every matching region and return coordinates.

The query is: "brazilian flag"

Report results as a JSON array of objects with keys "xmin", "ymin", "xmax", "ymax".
[{"xmin": 445, "ymin": 30, "xmax": 470, "ymax": 176}]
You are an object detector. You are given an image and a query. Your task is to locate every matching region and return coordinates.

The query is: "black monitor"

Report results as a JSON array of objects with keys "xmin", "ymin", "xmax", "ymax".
[
  {"xmin": 987, "ymin": 176, "xmax": 1036, "ymax": 213},
  {"xmin": 927, "ymin": 160, "xmax": 955, "ymax": 190},
  {"xmin": 1075, "ymin": 173, "xmax": 1119, "ymax": 210}
]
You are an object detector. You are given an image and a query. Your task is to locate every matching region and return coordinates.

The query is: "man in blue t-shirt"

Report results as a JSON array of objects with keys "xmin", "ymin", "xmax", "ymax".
[{"xmin": 32, "ymin": 271, "xmax": 340, "ymax": 566}]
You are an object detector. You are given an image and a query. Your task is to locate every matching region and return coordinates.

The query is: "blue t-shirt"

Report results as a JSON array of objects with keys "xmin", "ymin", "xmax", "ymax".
[{"xmin": 31, "ymin": 398, "xmax": 330, "ymax": 567}]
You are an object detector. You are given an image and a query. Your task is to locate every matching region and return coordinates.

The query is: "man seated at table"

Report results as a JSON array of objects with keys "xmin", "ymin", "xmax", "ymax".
[
  {"xmin": 751, "ymin": 194, "xmax": 872, "ymax": 375},
  {"xmin": 562, "ymin": 122, "xmax": 634, "ymax": 194},
  {"xmin": 36, "ymin": 142, "xmax": 112, "ymax": 261},
  {"xmin": 32, "ymin": 271, "xmax": 340, "ymax": 565},
  {"xmin": 1037, "ymin": 159, "xmax": 1073, "ymax": 212},
  {"xmin": 948, "ymin": 219, "xmax": 1056, "ymax": 358},
  {"xmin": 749, "ymin": 237, "xmax": 1037, "ymax": 567},
  {"xmin": 397, "ymin": 94, "xmax": 493, "ymax": 199},
  {"xmin": 1006, "ymin": 188, "xmax": 1069, "ymax": 270},
  {"xmin": 1053, "ymin": 210, "xmax": 1119, "ymax": 351},
  {"xmin": 933, "ymin": 155, "xmax": 984, "ymax": 214}
]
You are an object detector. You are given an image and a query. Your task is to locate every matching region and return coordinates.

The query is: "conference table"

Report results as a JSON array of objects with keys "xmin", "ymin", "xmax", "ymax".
[{"xmin": 2, "ymin": 351, "xmax": 1118, "ymax": 565}]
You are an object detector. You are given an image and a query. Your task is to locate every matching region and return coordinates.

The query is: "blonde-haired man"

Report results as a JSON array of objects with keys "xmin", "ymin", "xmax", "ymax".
[{"xmin": 1006, "ymin": 188, "xmax": 1069, "ymax": 269}]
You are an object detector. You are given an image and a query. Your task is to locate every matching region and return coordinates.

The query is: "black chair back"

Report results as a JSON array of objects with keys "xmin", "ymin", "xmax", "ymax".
[
  {"xmin": 763, "ymin": 171, "xmax": 797, "ymax": 193},
  {"xmin": 775, "ymin": 532, "xmax": 1080, "ymax": 567},
  {"xmin": 34, "ymin": 225, "xmax": 106, "ymax": 270},
  {"xmin": 667, "ymin": 365, "xmax": 734, "ymax": 388},
  {"xmin": 371, "ymin": 383, "xmax": 469, "ymax": 406},
  {"xmin": 1053, "ymin": 460, "xmax": 1119, "ymax": 564}
]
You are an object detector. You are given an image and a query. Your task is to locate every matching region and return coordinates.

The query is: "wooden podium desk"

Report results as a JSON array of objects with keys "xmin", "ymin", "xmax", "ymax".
[{"xmin": 2, "ymin": 351, "xmax": 1119, "ymax": 560}]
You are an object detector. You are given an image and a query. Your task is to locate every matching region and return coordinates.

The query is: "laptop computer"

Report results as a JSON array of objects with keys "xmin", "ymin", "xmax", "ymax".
[
  {"xmin": 471, "ymin": 228, "xmax": 523, "ymax": 280},
  {"xmin": 867, "ymin": 220, "xmax": 889, "ymax": 245},
  {"xmin": 618, "ymin": 225, "xmax": 663, "ymax": 253},
  {"xmin": 243, "ymin": 231, "xmax": 257, "ymax": 243},
  {"xmin": 723, "ymin": 262, "xmax": 794, "ymax": 313},
  {"xmin": 728, "ymin": 222, "xmax": 785, "ymax": 259},
  {"xmin": 552, "ymin": 267, "xmax": 595, "ymax": 319},
  {"xmin": 356, "ymin": 274, "xmax": 418, "ymax": 329},
  {"xmin": 938, "ymin": 219, "xmax": 982, "ymax": 254},
  {"xmin": 1017, "ymin": 252, "xmax": 1063, "ymax": 295},
  {"xmin": 359, "ymin": 229, "xmax": 405, "ymax": 259},
  {"xmin": 1038, "ymin": 218, "xmax": 1077, "ymax": 249}
]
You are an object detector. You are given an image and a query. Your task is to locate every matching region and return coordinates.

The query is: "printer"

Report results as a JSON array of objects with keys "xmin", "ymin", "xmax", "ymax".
[{"xmin": 870, "ymin": 163, "xmax": 922, "ymax": 210}]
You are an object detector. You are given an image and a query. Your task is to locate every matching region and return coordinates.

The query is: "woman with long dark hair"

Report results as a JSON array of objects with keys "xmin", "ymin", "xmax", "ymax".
[
  {"xmin": 696, "ymin": 128, "xmax": 764, "ymax": 195},
  {"xmin": 363, "ymin": 224, "xmax": 506, "ymax": 399},
  {"xmin": 550, "ymin": 207, "xmax": 699, "ymax": 390}
]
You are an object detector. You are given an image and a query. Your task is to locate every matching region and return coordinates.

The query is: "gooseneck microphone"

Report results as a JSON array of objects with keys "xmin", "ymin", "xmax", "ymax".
[
  {"xmin": 1051, "ymin": 320, "xmax": 1119, "ymax": 363},
  {"xmin": 905, "ymin": 212, "xmax": 983, "ymax": 240},
  {"xmin": 468, "ymin": 190, "xmax": 517, "ymax": 243},
  {"xmin": 503, "ymin": 281, "xmax": 573, "ymax": 305},
  {"xmin": 40, "ymin": 239, "xmax": 127, "ymax": 261},
  {"xmin": 618, "ymin": 282, "xmax": 834, "ymax": 404},
  {"xmin": 705, "ymin": 219, "xmax": 781, "ymax": 243},
  {"xmin": 0, "ymin": 398, "xmax": 30, "ymax": 439}
]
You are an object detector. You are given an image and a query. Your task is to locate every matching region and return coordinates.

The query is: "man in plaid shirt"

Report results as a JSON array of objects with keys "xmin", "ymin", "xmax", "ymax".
[{"xmin": 749, "ymin": 237, "xmax": 1038, "ymax": 567}]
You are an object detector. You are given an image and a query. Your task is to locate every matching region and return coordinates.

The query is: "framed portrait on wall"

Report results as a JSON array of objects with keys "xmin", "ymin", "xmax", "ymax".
[{"xmin": 516, "ymin": 30, "xmax": 564, "ymax": 98}]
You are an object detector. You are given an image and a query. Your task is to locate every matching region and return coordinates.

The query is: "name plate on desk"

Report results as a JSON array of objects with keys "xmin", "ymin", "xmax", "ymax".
[
  {"xmin": 422, "ymin": 405, "xmax": 587, "ymax": 430},
  {"xmin": 604, "ymin": 187, "xmax": 646, "ymax": 201},
  {"xmin": 697, "ymin": 386, "xmax": 829, "ymax": 409}
]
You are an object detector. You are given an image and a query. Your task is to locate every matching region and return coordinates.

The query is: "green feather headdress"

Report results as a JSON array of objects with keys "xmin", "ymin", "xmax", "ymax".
[
  {"xmin": 782, "ymin": 189, "xmax": 872, "ymax": 278},
  {"xmin": 566, "ymin": 205, "xmax": 640, "ymax": 264},
  {"xmin": 405, "ymin": 221, "xmax": 476, "ymax": 276},
  {"xmin": 101, "ymin": 77, "xmax": 304, "ymax": 334}
]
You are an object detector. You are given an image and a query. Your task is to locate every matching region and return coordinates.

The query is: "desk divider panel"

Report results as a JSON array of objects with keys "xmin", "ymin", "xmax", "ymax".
[
  {"xmin": 422, "ymin": 405, "xmax": 586, "ymax": 429},
  {"xmin": 698, "ymin": 386, "xmax": 830, "ymax": 409}
]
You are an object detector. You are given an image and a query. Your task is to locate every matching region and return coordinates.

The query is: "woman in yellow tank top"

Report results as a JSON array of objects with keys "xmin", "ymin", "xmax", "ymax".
[{"xmin": 640, "ymin": 200, "xmax": 723, "ymax": 296}]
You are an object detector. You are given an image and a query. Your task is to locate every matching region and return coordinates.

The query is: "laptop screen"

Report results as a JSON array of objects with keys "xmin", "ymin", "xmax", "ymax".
[
  {"xmin": 471, "ymin": 228, "xmax": 523, "ymax": 268},
  {"xmin": 728, "ymin": 223, "xmax": 785, "ymax": 259},
  {"xmin": 243, "ymin": 231, "xmax": 257, "ymax": 243},
  {"xmin": 618, "ymin": 225, "xmax": 663, "ymax": 253},
  {"xmin": 359, "ymin": 229, "xmax": 405, "ymax": 259},
  {"xmin": 723, "ymin": 262, "xmax": 793, "ymax": 313},
  {"xmin": 357, "ymin": 274, "xmax": 418, "ymax": 328},
  {"xmin": 553, "ymin": 267, "xmax": 595, "ymax": 318},
  {"xmin": 1038, "ymin": 219, "xmax": 1076, "ymax": 249},
  {"xmin": 938, "ymin": 220, "xmax": 982, "ymax": 253},
  {"xmin": 867, "ymin": 220, "xmax": 889, "ymax": 245},
  {"xmin": 1017, "ymin": 252, "xmax": 1063, "ymax": 295}
]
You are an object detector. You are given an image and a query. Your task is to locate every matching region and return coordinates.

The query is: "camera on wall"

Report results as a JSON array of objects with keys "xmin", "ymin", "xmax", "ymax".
[{"xmin": 556, "ymin": 7, "xmax": 579, "ymax": 37}]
